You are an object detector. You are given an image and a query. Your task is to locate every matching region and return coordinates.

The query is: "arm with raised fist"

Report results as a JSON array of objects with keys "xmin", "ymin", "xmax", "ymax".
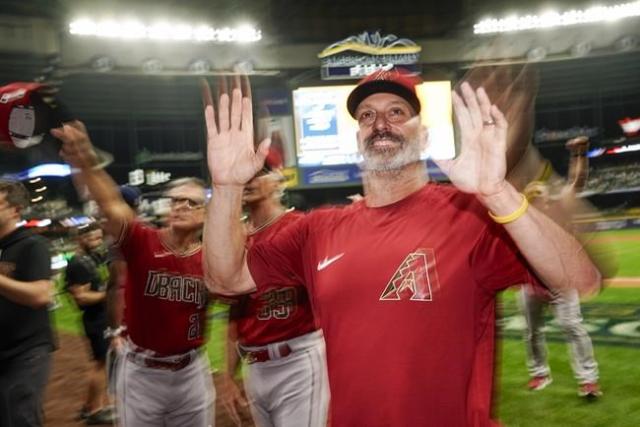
[
  {"xmin": 202, "ymin": 77, "xmax": 270, "ymax": 295},
  {"xmin": 565, "ymin": 136, "xmax": 589, "ymax": 193},
  {"xmin": 51, "ymin": 122, "xmax": 134, "ymax": 238}
]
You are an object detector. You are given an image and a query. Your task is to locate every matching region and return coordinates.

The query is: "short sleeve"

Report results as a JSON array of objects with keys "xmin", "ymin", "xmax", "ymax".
[
  {"xmin": 20, "ymin": 238, "xmax": 51, "ymax": 282},
  {"xmin": 116, "ymin": 220, "xmax": 152, "ymax": 261},
  {"xmin": 65, "ymin": 258, "xmax": 92, "ymax": 287},
  {"xmin": 470, "ymin": 221, "xmax": 545, "ymax": 293},
  {"xmin": 246, "ymin": 216, "xmax": 308, "ymax": 290}
]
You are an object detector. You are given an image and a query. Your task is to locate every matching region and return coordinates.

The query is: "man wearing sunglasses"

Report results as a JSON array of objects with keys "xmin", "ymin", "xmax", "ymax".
[{"xmin": 53, "ymin": 122, "xmax": 214, "ymax": 427}]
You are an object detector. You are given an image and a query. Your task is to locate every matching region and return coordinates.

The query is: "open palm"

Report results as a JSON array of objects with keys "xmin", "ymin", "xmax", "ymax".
[
  {"xmin": 435, "ymin": 82, "xmax": 509, "ymax": 197},
  {"xmin": 203, "ymin": 77, "xmax": 270, "ymax": 186}
]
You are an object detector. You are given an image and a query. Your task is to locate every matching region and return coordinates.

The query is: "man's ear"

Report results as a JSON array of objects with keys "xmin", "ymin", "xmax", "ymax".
[
  {"xmin": 420, "ymin": 125, "xmax": 429, "ymax": 151},
  {"xmin": 11, "ymin": 205, "xmax": 22, "ymax": 222}
]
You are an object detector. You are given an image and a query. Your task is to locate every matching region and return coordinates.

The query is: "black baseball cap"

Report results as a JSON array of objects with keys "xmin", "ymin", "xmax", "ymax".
[{"xmin": 347, "ymin": 67, "xmax": 422, "ymax": 118}]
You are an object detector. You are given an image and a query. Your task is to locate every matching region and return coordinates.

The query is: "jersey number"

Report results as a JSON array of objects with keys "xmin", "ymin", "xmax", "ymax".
[
  {"xmin": 188, "ymin": 313, "xmax": 202, "ymax": 340},
  {"xmin": 257, "ymin": 288, "xmax": 297, "ymax": 320}
]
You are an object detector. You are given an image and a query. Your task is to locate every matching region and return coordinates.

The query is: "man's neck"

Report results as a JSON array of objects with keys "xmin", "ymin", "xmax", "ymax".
[
  {"xmin": 362, "ymin": 162, "xmax": 428, "ymax": 207},
  {"xmin": 247, "ymin": 199, "xmax": 286, "ymax": 228},
  {"xmin": 161, "ymin": 226, "xmax": 201, "ymax": 252},
  {"xmin": 0, "ymin": 220, "xmax": 18, "ymax": 241}
]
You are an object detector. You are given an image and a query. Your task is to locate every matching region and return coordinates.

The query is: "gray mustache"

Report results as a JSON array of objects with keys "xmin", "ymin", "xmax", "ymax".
[{"xmin": 365, "ymin": 132, "xmax": 404, "ymax": 147}]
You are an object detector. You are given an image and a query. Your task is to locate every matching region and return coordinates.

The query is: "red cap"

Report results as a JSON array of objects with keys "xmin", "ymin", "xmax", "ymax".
[
  {"xmin": 0, "ymin": 82, "xmax": 74, "ymax": 151},
  {"xmin": 0, "ymin": 82, "xmax": 46, "ymax": 149},
  {"xmin": 346, "ymin": 67, "xmax": 422, "ymax": 118}
]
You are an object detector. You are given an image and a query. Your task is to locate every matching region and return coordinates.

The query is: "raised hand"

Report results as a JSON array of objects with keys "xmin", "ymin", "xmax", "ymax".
[
  {"xmin": 434, "ymin": 82, "xmax": 508, "ymax": 197},
  {"xmin": 51, "ymin": 121, "xmax": 100, "ymax": 170},
  {"xmin": 203, "ymin": 76, "xmax": 270, "ymax": 187},
  {"xmin": 459, "ymin": 64, "xmax": 538, "ymax": 173}
]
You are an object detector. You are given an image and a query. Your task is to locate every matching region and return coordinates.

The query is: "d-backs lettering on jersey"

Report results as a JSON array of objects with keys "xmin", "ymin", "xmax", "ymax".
[
  {"xmin": 144, "ymin": 271, "xmax": 207, "ymax": 306},
  {"xmin": 248, "ymin": 183, "xmax": 541, "ymax": 427},
  {"xmin": 231, "ymin": 211, "xmax": 317, "ymax": 347},
  {"xmin": 118, "ymin": 221, "xmax": 208, "ymax": 355}
]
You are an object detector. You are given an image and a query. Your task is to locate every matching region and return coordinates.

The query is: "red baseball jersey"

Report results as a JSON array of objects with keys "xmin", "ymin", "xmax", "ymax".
[
  {"xmin": 248, "ymin": 183, "xmax": 541, "ymax": 427},
  {"xmin": 230, "ymin": 210, "xmax": 317, "ymax": 346},
  {"xmin": 118, "ymin": 221, "xmax": 208, "ymax": 355}
]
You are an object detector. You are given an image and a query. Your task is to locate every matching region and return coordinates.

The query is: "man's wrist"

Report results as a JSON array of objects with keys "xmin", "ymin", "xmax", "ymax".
[
  {"xmin": 478, "ymin": 182, "xmax": 522, "ymax": 216},
  {"xmin": 104, "ymin": 325, "xmax": 126, "ymax": 339},
  {"xmin": 212, "ymin": 183, "xmax": 245, "ymax": 192},
  {"xmin": 209, "ymin": 184, "xmax": 245, "ymax": 210}
]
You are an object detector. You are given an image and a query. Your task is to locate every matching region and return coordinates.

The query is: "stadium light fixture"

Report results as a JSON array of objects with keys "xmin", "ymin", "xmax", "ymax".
[
  {"xmin": 233, "ymin": 60, "xmax": 254, "ymax": 74},
  {"xmin": 571, "ymin": 41, "xmax": 593, "ymax": 57},
  {"xmin": 92, "ymin": 55, "xmax": 115, "ymax": 72},
  {"xmin": 188, "ymin": 59, "xmax": 212, "ymax": 73},
  {"xmin": 26, "ymin": 164, "xmax": 71, "ymax": 178},
  {"xmin": 526, "ymin": 46, "xmax": 547, "ymax": 61},
  {"xmin": 615, "ymin": 34, "xmax": 639, "ymax": 51},
  {"xmin": 474, "ymin": 1, "xmax": 640, "ymax": 34},
  {"xmin": 142, "ymin": 58, "xmax": 164, "ymax": 74},
  {"xmin": 69, "ymin": 18, "xmax": 262, "ymax": 43}
]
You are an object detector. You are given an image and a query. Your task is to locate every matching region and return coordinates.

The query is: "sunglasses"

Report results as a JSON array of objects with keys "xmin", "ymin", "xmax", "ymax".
[{"xmin": 168, "ymin": 197, "xmax": 205, "ymax": 210}]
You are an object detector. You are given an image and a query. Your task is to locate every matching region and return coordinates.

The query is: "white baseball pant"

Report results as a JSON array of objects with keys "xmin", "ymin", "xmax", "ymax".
[
  {"xmin": 519, "ymin": 287, "xmax": 599, "ymax": 384},
  {"xmin": 115, "ymin": 342, "xmax": 215, "ymax": 427},
  {"xmin": 241, "ymin": 330, "xmax": 329, "ymax": 427}
]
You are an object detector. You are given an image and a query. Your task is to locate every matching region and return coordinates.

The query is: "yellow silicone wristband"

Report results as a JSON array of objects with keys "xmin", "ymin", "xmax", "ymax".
[{"xmin": 488, "ymin": 194, "xmax": 529, "ymax": 224}]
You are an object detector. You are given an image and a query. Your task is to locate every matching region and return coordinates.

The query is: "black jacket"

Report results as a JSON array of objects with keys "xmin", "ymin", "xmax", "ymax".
[{"xmin": 0, "ymin": 226, "xmax": 54, "ymax": 362}]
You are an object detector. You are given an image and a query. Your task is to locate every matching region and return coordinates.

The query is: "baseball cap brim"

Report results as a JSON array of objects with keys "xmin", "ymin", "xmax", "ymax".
[{"xmin": 347, "ymin": 79, "xmax": 421, "ymax": 118}]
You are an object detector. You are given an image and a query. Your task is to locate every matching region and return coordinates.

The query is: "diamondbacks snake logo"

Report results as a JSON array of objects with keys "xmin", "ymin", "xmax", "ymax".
[{"xmin": 379, "ymin": 248, "xmax": 440, "ymax": 301}]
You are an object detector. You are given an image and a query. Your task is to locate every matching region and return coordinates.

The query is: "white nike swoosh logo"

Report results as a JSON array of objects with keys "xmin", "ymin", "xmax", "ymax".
[
  {"xmin": 153, "ymin": 252, "xmax": 172, "ymax": 258},
  {"xmin": 317, "ymin": 253, "xmax": 345, "ymax": 271}
]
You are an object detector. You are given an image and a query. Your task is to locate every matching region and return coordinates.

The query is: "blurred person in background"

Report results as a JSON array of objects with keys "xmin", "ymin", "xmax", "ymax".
[
  {"xmin": 518, "ymin": 137, "xmax": 601, "ymax": 398},
  {"xmin": 461, "ymin": 64, "xmax": 613, "ymax": 399},
  {"xmin": 220, "ymin": 159, "xmax": 329, "ymax": 427},
  {"xmin": 52, "ymin": 121, "xmax": 215, "ymax": 427},
  {"xmin": 65, "ymin": 221, "xmax": 115, "ymax": 424},
  {"xmin": 0, "ymin": 179, "xmax": 54, "ymax": 427},
  {"xmin": 203, "ymin": 71, "xmax": 601, "ymax": 426}
]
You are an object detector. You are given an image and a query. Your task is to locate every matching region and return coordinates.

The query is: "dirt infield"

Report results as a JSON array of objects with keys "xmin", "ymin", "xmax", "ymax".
[
  {"xmin": 43, "ymin": 334, "xmax": 254, "ymax": 427},
  {"xmin": 605, "ymin": 277, "xmax": 640, "ymax": 288},
  {"xmin": 589, "ymin": 235, "xmax": 640, "ymax": 244}
]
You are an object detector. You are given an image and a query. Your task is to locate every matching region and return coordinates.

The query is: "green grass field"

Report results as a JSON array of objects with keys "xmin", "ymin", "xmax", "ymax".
[
  {"xmin": 52, "ymin": 228, "xmax": 640, "ymax": 426},
  {"xmin": 497, "ymin": 287, "xmax": 640, "ymax": 427},
  {"xmin": 585, "ymin": 228, "xmax": 640, "ymax": 277}
]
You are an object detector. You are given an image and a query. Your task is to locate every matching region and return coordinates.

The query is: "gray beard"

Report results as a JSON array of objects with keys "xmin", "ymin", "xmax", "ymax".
[{"xmin": 360, "ymin": 141, "xmax": 423, "ymax": 173}]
